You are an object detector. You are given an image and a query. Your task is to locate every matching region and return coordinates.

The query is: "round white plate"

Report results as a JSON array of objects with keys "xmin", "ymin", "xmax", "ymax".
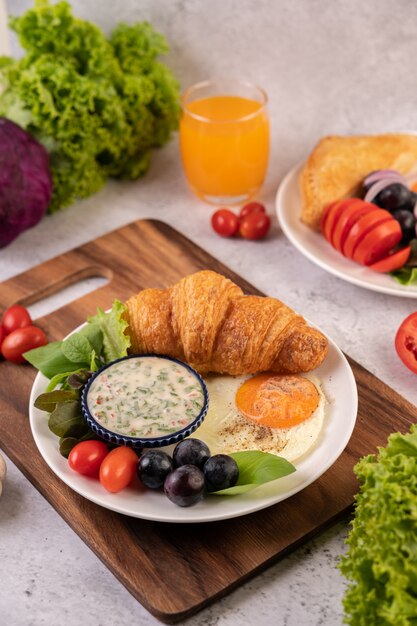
[
  {"xmin": 29, "ymin": 322, "xmax": 358, "ymax": 524},
  {"xmin": 276, "ymin": 161, "xmax": 417, "ymax": 298}
]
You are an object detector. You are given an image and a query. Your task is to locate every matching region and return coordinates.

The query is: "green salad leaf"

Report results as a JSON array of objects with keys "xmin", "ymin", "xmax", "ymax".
[
  {"xmin": 24, "ymin": 300, "xmax": 130, "ymax": 383},
  {"xmin": 340, "ymin": 425, "xmax": 417, "ymax": 625},
  {"xmin": 0, "ymin": 0, "xmax": 179, "ymax": 212},
  {"xmin": 391, "ymin": 267, "xmax": 417, "ymax": 285},
  {"xmin": 211, "ymin": 451, "xmax": 296, "ymax": 495},
  {"xmin": 48, "ymin": 401, "xmax": 85, "ymax": 438},
  {"xmin": 87, "ymin": 299, "xmax": 130, "ymax": 363}
]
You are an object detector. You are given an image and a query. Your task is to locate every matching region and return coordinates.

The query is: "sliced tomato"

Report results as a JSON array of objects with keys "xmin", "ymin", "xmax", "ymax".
[
  {"xmin": 321, "ymin": 201, "xmax": 343, "ymax": 241},
  {"xmin": 331, "ymin": 200, "xmax": 374, "ymax": 252},
  {"xmin": 352, "ymin": 219, "xmax": 402, "ymax": 266},
  {"xmin": 342, "ymin": 209, "xmax": 392, "ymax": 259},
  {"xmin": 395, "ymin": 312, "xmax": 417, "ymax": 374},
  {"xmin": 368, "ymin": 246, "xmax": 411, "ymax": 273}
]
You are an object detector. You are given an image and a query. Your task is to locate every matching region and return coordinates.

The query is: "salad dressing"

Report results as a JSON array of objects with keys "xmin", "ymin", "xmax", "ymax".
[{"xmin": 87, "ymin": 357, "xmax": 205, "ymax": 438}]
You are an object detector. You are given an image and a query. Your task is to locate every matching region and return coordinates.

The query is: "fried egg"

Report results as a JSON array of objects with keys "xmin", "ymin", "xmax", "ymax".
[{"xmin": 193, "ymin": 373, "xmax": 326, "ymax": 462}]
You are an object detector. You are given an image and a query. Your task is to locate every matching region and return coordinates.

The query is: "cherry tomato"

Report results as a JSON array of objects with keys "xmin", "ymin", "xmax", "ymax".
[
  {"xmin": 343, "ymin": 209, "xmax": 392, "ymax": 259},
  {"xmin": 211, "ymin": 209, "xmax": 239, "ymax": 237},
  {"xmin": 99, "ymin": 446, "xmax": 138, "ymax": 493},
  {"xmin": 239, "ymin": 212, "xmax": 271, "ymax": 240},
  {"xmin": 68, "ymin": 440, "xmax": 109, "ymax": 477},
  {"xmin": 331, "ymin": 200, "xmax": 374, "ymax": 252},
  {"xmin": 1, "ymin": 325, "xmax": 47, "ymax": 363},
  {"xmin": 239, "ymin": 202, "xmax": 266, "ymax": 219},
  {"xmin": 2, "ymin": 304, "xmax": 32, "ymax": 335},
  {"xmin": 352, "ymin": 220, "xmax": 402, "ymax": 266},
  {"xmin": 395, "ymin": 312, "xmax": 417, "ymax": 374},
  {"xmin": 368, "ymin": 246, "xmax": 411, "ymax": 273},
  {"xmin": 0, "ymin": 325, "xmax": 4, "ymax": 348}
]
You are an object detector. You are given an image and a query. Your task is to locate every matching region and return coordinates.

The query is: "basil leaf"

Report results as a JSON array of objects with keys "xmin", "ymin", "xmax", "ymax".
[
  {"xmin": 211, "ymin": 451, "xmax": 296, "ymax": 496},
  {"xmin": 76, "ymin": 324, "xmax": 103, "ymax": 356},
  {"xmin": 34, "ymin": 390, "xmax": 79, "ymax": 412},
  {"xmin": 61, "ymin": 334, "xmax": 93, "ymax": 364},
  {"xmin": 24, "ymin": 340, "xmax": 88, "ymax": 379},
  {"xmin": 48, "ymin": 401, "xmax": 84, "ymax": 437}
]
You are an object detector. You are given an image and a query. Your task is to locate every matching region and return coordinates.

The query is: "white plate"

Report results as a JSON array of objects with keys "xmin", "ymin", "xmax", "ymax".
[
  {"xmin": 29, "ymin": 321, "xmax": 358, "ymax": 524},
  {"xmin": 276, "ymin": 161, "xmax": 417, "ymax": 298}
]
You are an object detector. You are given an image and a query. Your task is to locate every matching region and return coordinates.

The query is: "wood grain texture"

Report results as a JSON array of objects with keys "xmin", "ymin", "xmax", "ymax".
[{"xmin": 0, "ymin": 219, "xmax": 416, "ymax": 622}]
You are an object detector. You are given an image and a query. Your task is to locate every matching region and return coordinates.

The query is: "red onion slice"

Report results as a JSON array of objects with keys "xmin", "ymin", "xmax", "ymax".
[
  {"xmin": 364, "ymin": 178, "xmax": 406, "ymax": 203},
  {"xmin": 405, "ymin": 171, "xmax": 417, "ymax": 185},
  {"xmin": 364, "ymin": 169, "xmax": 406, "ymax": 187}
]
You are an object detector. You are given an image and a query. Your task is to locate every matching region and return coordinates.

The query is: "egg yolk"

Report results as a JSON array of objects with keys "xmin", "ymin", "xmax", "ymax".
[{"xmin": 235, "ymin": 374, "xmax": 320, "ymax": 429}]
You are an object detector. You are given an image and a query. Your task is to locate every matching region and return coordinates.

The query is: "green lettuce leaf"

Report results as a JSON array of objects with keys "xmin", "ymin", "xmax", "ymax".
[
  {"xmin": 211, "ymin": 451, "xmax": 295, "ymax": 496},
  {"xmin": 340, "ymin": 425, "xmax": 417, "ymax": 625},
  {"xmin": 0, "ymin": 0, "xmax": 179, "ymax": 212},
  {"xmin": 87, "ymin": 299, "xmax": 130, "ymax": 362},
  {"xmin": 391, "ymin": 267, "xmax": 417, "ymax": 285}
]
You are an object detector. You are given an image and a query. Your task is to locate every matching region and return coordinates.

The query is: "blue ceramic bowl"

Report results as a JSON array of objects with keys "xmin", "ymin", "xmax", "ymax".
[{"xmin": 81, "ymin": 354, "xmax": 209, "ymax": 449}]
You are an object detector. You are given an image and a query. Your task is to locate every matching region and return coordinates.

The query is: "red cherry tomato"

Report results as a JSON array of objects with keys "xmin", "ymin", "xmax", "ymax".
[
  {"xmin": 68, "ymin": 440, "xmax": 109, "ymax": 477},
  {"xmin": 368, "ymin": 246, "xmax": 411, "ymax": 273},
  {"xmin": 0, "ymin": 325, "xmax": 4, "ymax": 349},
  {"xmin": 239, "ymin": 212, "xmax": 271, "ymax": 240},
  {"xmin": 331, "ymin": 200, "xmax": 374, "ymax": 252},
  {"xmin": 343, "ymin": 209, "xmax": 392, "ymax": 259},
  {"xmin": 239, "ymin": 202, "xmax": 266, "ymax": 219},
  {"xmin": 211, "ymin": 209, "xmax": 239, "ymax": 237},
  {"xmin": 1, "ymin": 326, "xmax": 47, "ymax": 363},
  {"xmin": 352, "ymin": 220, "xmax": 402, "ymax": 266},
  {"xmin": 395, "ymin": 312, "xmax": 417, "ymax": 374},
  {"xmin": 2, "ymin": 304, "xmax": 32, "ymax": 335},
  {"xmin": 99, "ymin": 446, "xmax": 138, "ymax": 493}
]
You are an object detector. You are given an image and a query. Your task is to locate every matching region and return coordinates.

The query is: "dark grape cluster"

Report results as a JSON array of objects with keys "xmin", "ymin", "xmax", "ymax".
[
  {"xmin": 363, "ymin": 171, "xmax": 417, "ymax": 244},
  {"xmin": 137, "ymin": 438, "xmax": 239, "ymax": 507}
]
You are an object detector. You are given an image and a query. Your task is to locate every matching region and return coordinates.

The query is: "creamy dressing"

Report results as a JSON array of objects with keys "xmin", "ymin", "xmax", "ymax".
[{"xmin": 87, "ymin": 357, "xmax": 205, "ymax": 438}]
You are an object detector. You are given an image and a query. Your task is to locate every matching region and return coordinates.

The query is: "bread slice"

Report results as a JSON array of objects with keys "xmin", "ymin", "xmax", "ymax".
[{"xmin": 300, "ymin": 134, "xmax": 417, "ymax": 231}]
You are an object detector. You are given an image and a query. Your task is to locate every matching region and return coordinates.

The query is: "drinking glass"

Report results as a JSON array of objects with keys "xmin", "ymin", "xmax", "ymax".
[{"xmin": 179, "ymin": 78, "xmax": 270, "ymax": 205}]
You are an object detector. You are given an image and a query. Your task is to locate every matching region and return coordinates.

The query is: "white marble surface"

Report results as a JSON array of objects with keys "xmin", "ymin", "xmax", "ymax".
[{"xmin": 2, "ymin": 1, "xmax": 417, "ymax": 624}]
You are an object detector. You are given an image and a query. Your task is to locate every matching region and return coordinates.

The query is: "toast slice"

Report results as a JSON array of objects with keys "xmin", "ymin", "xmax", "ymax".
[{"xmin": 300, "ymin": 134, "xmax": 417, "ymax": 230}]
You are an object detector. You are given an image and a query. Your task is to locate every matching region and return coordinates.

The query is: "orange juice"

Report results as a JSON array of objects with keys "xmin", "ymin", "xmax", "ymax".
[{"xmin": 180, "ymin": 95, "xmax": 269, "ymax": 203}]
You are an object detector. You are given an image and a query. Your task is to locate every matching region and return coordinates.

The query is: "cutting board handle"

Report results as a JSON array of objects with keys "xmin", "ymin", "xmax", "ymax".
[{"xmin": 0, "ymin": 251, "xmax": 113, "ymax": 309}]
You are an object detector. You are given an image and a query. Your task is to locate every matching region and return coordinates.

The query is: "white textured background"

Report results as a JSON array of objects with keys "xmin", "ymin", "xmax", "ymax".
[{"xmin": 2, "ymin": 1, "xmax": 417, "ymax": 625}]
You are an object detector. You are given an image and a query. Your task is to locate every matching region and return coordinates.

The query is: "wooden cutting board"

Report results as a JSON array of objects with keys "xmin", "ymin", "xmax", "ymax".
[{"xmin": 1, "ymin": 219, "xmax": 416, "ymax": 623}]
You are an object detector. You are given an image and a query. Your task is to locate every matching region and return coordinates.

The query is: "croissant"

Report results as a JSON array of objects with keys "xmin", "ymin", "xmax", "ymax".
[{"xmin": 123, "ymin": 270, "xmax": 328, "ymax": 376}]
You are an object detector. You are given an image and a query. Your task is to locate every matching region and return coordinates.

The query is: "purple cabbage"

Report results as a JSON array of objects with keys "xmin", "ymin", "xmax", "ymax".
[{"xmin": 0, "ymin": 117, "xmax": 52, "ymax": 247}]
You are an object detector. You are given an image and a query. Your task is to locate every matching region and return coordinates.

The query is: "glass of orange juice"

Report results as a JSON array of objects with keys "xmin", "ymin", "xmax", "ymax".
[{"xmin": 179, "ymin": 78, "xmax": 270, "ymax": 204}]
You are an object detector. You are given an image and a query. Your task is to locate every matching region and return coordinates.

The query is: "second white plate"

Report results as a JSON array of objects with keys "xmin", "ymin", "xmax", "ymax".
[{"xmin": 276, "ymin": 161, "xmax": 417, "ymax": 298}]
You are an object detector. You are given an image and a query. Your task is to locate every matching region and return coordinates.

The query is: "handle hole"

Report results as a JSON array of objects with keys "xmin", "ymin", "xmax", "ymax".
[{"xmin": 26, "ymin": 274, "xmax": 109, "ymax": 320}]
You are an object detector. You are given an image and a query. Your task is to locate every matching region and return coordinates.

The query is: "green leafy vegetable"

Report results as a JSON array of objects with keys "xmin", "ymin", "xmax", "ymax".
[
  {"xmin": 34, "ymin": 389, "xmax": 78, "ymax": 412},
  {"xmin": 211, "ymin": 451, "xmax": 295, "ymax": 495},
  {"xmin": 61, "ymin": 334, "xmax": 94, "ymax": 364},
  {"xmin": 0, "ymin": 0, "xmax": 179, "ymax": 212},
  {"xmin": 24, "ymin": 340, "xmax": 86, "ymax": 379},
  {"xmin": 391, "ymin": 267, "xmax": 417, "ymax": 285},
  {"xmin": 24, "ymin": 300, "xmax": 130, "ymax": 383},
  {"xmin": 48, "ymin": 401, "xmax": 85, "ymax": 437},
  {"xmin": 340, "ymin": 425, "xmax": 417, "ymax": 625},
  {"xmin": 87, "ymin": 300, "xmax": 130, "ymax": 362}
]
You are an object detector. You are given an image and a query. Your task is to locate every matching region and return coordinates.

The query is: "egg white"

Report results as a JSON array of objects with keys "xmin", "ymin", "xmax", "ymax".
[{"xmin": 193, "ymin": 373, "xmax": 326, "ymax": 462}]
